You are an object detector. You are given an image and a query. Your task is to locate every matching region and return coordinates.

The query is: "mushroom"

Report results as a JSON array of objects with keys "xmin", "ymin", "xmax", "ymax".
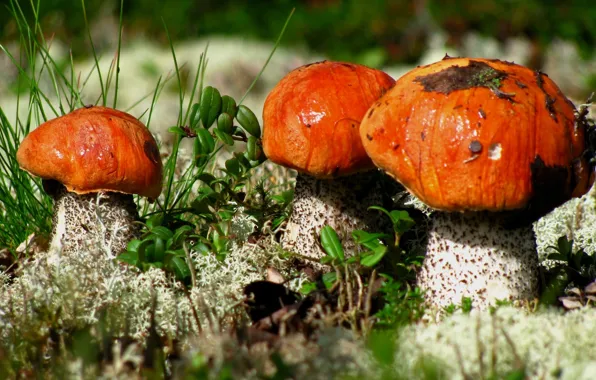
[
  {"xmin": 262, "ymin": 60, "xmax": 395, "ymax": 264},
  {"xmin": 360, "ymin": 57, "xmax": 591, "ymax": 309},
  {"xmin": 16, "ymin": 106, "xmax": 163, "ymax": 258}
]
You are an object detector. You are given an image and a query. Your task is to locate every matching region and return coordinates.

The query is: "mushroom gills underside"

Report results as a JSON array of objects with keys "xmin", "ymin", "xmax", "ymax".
[
  {"xmin": 282, "ymin": 171, "xmax": 387, "ymax": 268},
  {"xmin": 418, "ymin": 211, "xmax": 540, "ymax": 310},
  {"xmin": 48, "ymin": 185, "xmax": 141, "ymax": 258}
]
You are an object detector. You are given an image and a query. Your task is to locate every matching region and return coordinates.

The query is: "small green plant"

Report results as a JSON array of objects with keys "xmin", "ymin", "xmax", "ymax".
[
  {"xmin": 374, "ymin": 274, "xmax": 425, "ymax": 328},
  {"xmin": 303, "ymin": 207, "xmax": 425, "ymax": 330},
  {"xmin": 317, "ymin": 206, "xmax": 416, "ymax": 269},
  {"xmin": 444, "ymin": 296, "xmax": 474, "ymax": 315},
  {"xmin": 542, "ymin": 235, "xmax": 596, "ymax": 305}
]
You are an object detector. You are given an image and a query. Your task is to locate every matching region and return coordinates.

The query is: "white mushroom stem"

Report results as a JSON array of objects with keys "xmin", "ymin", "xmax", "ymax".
[
  {"xmin": 417, "ymin": 211, "xmax": 540, "ymax": 310},
  {"xmin": 282, "ymin": 171, "xmax": 386, "ymax": 268},
  {"xmin": 47, "ymin": 182, "xmax": 141, "ymax": 258}
]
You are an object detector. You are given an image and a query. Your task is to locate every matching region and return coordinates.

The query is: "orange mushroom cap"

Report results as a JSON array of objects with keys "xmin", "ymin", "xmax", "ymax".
[
  {"xmin": 17, "ymin": 106, "xmax": 163, "ymax": 199},
  {"xmin": 360, "ymin": 57, "xmax": 589, "ymax": 215},
  {"xmin": 262, "ymin": 60, "xmax": 395, "ymax": 179}
]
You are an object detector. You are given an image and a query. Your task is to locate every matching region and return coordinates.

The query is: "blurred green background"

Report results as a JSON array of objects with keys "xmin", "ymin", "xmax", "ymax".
[{"xmin": 1, "ymin": 0, "xmax": 595, "ymax": 68}]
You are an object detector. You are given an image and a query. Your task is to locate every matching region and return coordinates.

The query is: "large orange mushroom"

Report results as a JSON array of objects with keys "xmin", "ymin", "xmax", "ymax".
[
  {"xmin": 263, "ymin": 60, "xmax": 395, "ymax": 263},
  {"xmin": 17, "ymin": 106, "xmax": 163, "ymax": 257},
  {"xmin": 360, "ymin": 56, "xmax": 591, "ymax": 309}
]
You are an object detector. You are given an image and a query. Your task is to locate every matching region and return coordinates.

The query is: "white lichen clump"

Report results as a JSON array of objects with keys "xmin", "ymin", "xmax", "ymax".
[
  {"xmin": 0, "ymin": 206, "xmax": 299, "ymax": 347},
  {"xmin": 396, "ymin": 306, "xmax": 596, "ymax": 379},
  {"xmin": 182, "ymin": 326, "xmax": 375, "ymax": 379},
  {"xmin": 535, "ymin": 185, "xmax": 596, "ymax": 264}
]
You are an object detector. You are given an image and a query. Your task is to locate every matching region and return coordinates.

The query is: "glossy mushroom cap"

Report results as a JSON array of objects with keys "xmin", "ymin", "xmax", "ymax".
[
  {"xmin": 360, "ymin": 57, "xmax": 589, "ymax": 217},
  {"xmin": 262, "ymin": 60, "xmax": 395, "ymax": 179},
  {"xmin": 17, "ymin": 106, "xmax": 163, "ymax": 200}
]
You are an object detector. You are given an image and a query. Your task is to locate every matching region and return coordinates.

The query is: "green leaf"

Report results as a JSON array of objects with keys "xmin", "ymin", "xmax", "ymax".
[
  {"xmin": 352, "ymin": 230, "xmax": 389, "ymax": 248},
  {"xmin": 189, "ymin": 103, "xmax": 200, "ymax": 129},
  {"xmin": 235, "ymin": 152, "xmax": 253, "ymax": 170},
  {"xmin": 168, "ymin": 126, "xmax": 187, "ymax": 135},
  {"xmin": 360, "ymin": 245, "xmax": 388, "ymax": 267},
  {"xmin": 136, "ymin": 239, "xmax": 155, "ymax": 264},
  {"xmin": 547, "ymin": 253, "xmax": 569, "ymax": 262},
  {"xmin": 150, "ymin": 226, "xmax": 174, "ymax": 241},
  {"xmin": 193, "ymin": 242, "xmax": 211, "ymax": 256},
  {"xmin": 390, "ymin": 210, "xmax": 415, "ymax": 234},
  {"xmin": 224, "ymin": 157, "xmax": 242, "ymax": 176},
  {"xmin": 152, "ymin": 237, "xmax": 166, "ymax": 263},
  {"xmin": 246, "ymin": 135, "xmax": 262, "ymax": 161},
  {"xmin": 196, "ymin": 128, "xmax": 215, "ymax": 154},
  {"xmin": 199, "ymin": 86, "xmax": 222, "ymax": 129},
  {"xmin": 117, "ymin": 250, "xmax": 138, "ymax": 266},
  {"xmin": 191, "ymin": 197, "xmax": 212, "ymax": 215},
  {"xmin": 211, "ymin": 229, "xmax": 228, "ymax": 254},
  {"xmin": 322, "ymin": 271, "xmax": 338, "ymax": 289},
  {"xmin": 172, "ymin": 225, "xmax": 193, "ymax": 247},
  {"xmin": 216, "ymin": 112, "xmax": 234, "ymax": 134},
  {"xmin": 236, "ymin": 105, "xmax": 261, "ymax": 137},
  {"xmin": 198, "ymin": 173, "xmax": 216, "ymax": 185},
  {"xmin": 221, "ymin": 95, "xmax": 238, "ymax": 117},
  {"xmin": 300, "ymin": 281, "xmax": 317, "ymax": 295},
  {"xmin": 557, "ymin": 236, "xmax": 573, "ymax": 255},
  {"xmin": 218, "ymin": 209, "xmax": 234, "ymax": 221},
  {"xmin": 213, "ymin": 128, "xmax": 234, "ymax": 145},
  {"xmin": 126, "ymin": 239, "xmax": 143, "ymax": 253},
  {"xmin": 146, "ymin": 214, "xmax": 164, "ymax": 229},
  {"xmin": 168, "ymin": 256, "xmax": 191, "ymax": 282},
  {"xmin": 194, "ymin": 129, "xmax": 215, "ymax": 167},
  {"xmin": 144, "ymin": 242, "xmax": 156, "ymax": 262},
  {"xmin": 320, "ymin": 225, "xmax": 344, "ymax": 262}
]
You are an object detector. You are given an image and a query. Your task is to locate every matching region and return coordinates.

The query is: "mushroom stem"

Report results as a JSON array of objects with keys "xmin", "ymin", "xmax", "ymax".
[
  {"xmin": 418, "ymin": 211, "xmax": 540, "ymax": 310},
  {"xmin": 282, "ymin": 171, "xmax": 385, "ymax": 267},
  {"xmin": 47, "ymin": 182, "xmax": 141, "ymax": 258}
]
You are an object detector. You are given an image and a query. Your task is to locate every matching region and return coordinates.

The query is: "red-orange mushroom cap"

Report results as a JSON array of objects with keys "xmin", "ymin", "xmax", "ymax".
[
  {"xmin": 262, "ymin": 60, "xmax": 395, "ymax": 179},
  {"xmin": 360, "ymin": 57, "xmax": 589, "ymax": 217},
  {"xmin": 17, "ymin": 106, "xmax": 163, "ymax": 200}
]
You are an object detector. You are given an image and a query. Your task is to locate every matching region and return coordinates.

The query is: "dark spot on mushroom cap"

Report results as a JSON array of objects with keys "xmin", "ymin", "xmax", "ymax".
[
  {"xmin": 534, "ymin": 71, "xmax": 559, "ymax": 121},
  {"xmin": 366, "ymin": 134, "xmax": 373, "ymax": 141},
  {"xmin": 413, "ymin": 60, "xmax": 508, "ymax": 95},
  {"xmin": 144, "ymin": 141, "xmax": 161, "ymax": 165},
  {"xmin": 469, "ymin": 140, "xmax": 483, "ymax": 153},
  {"xmin": 504, "ymin": 155, "xmax": 573, "ymax": 228}
]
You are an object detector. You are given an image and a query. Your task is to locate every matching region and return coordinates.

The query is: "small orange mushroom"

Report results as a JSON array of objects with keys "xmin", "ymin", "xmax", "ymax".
[
  {"xmin": 17, "ymin": 106, "xmax": 163, "ymax": 257},
  {"xmin": 262, "ymin": 60, "xmax": 395, "ymax": 263}
]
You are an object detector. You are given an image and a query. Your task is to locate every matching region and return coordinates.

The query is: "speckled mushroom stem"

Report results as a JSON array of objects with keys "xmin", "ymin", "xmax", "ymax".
[
  {"xmin": 282, "ymin": 171, "xmax": 386, "ymax": 268},
  {"xmin": 418, "ymin": 211, "xmax": 540, "ymax": 310},
  {"xmin": 47, "ymin": 181, "xmax": 141, "ymax": 258}
]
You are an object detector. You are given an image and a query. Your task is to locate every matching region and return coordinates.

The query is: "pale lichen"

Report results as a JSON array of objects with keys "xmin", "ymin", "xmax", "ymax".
[{"xmin": 397, "ymin": 306, "xmax": 596, "ymax": 379}]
